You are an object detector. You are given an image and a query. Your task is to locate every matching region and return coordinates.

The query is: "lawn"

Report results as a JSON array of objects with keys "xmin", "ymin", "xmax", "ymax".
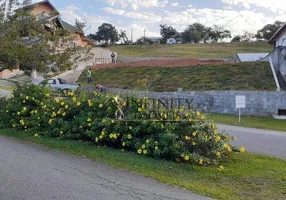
[
  {"xmin": 78, "ymin": 62, "xmax": 276, "ymax": 92},
  {"xmin": 1, "ymin": 128, "xmax": 285, "ymax": 200},
  {"xmin": 207, "ymin": 113, "xmax": 286, "ymax": 132},
  {"xmin": 0, "ymin": 85, "xmax": 14, "ymax": 91},
  {"xmin": 108, "ymin": 42, "xmax": 273, "ymax": 58}
]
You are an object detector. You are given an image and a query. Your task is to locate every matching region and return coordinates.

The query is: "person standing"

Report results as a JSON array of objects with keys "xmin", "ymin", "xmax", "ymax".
[
  {"xmin": 87, "ymin": 68, "xmax": 92, "ymax": 84},
  {"xmin": 111, "ymin": 52, "xmax": 116, "ymax": 63}
]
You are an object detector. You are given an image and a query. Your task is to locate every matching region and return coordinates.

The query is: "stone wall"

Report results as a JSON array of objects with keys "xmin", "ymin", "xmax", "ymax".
[{"xmin": 107, "ymin": 88, "xmax": 286, "ymax": 116}]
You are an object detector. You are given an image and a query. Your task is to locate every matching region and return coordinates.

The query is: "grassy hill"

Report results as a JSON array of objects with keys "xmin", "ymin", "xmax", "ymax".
[
  {"xmin": 108, "ymin": 42, "xmax": 273, "ymax": 58},
  {"xmin": 78, "ymin": 62, "xmax": 276, "ymax": 92}
]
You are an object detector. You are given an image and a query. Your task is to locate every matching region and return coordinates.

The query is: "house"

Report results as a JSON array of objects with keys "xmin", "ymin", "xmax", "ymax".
[
  {"xmin": 20, "ymin": 0, "xmax": 94, "ymax": 48},
  {"xmin": 268, "ymin": 22, "xmax": 286, "ymax": 92},
  {"xmin": 146, "ymin": 37, "xmax": 162, "ymax": 44},
  {"xmin": 167, "ymin": 38, "xmax": 176, "ymax": 44},
  {"xmin": 235, "ymin": 53, "xmax": 269, "ymax": 62}
]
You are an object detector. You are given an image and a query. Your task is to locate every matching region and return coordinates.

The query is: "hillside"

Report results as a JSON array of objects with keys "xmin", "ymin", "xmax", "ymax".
[
  {"xmin": 108, "ymin": 42, "xmax": 272, "ymax": 58},
  {"xmin": 78, "ymin": 62, "xmax": 276, "ymax": 92}
]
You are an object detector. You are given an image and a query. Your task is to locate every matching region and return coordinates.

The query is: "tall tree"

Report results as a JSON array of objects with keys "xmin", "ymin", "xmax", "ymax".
[
  {"xmin": 255, "ymin": 21, "xmax": 284, "ymax": 40},
  {"xmin": 118, "ymin": 30, "xmax": 128, "ymax": 44},
  {"xmin": 160, "ymin": 24, "xmax": 178, "ymax": 43},
  {"xmin": 90, "ymin": 23, "xmax": 119, "ymax": 45},
  {"xmin": 181, "ymin": 23, "xmax": 208, "ymax": 43},
  {"xmin": 74, "ymin": 18, "xmax": 86, "ymax": 31}
]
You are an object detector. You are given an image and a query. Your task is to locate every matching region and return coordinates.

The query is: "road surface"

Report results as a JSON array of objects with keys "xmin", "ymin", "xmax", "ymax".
[
  {"xmin": 218, "ymin": 124, "xmax": 286, "ymax": 160},
  {"xmin": 0, "ymin": 89, "xmax": 11, "ymax": 98},
  {"xmin": 0, "ymin": 136, "xmax": 211, "ymax": 200}
]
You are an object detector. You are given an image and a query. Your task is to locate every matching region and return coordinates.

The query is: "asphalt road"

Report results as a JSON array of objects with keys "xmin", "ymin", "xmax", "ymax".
[
  {"xmin": 218, "ymin": 124, "xmax": 286, "ymax": 160},
  {"xmin": 0, "ymin": 136, "xmax": 211, "ymax": 200}
]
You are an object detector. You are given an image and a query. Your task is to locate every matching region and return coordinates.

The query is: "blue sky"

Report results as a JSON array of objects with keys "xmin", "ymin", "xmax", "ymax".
[{"xmin": 34, "ymin": 0, "xmax": 286, "ymax": 40}]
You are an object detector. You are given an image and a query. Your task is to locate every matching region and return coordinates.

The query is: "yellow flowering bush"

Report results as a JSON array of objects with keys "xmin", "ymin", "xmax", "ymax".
[{"xmin": 0, "ymin": 84, "xmax": 245, "ymax": 166}]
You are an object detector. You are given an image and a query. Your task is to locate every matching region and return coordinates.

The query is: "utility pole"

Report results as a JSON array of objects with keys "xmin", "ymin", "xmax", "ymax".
[{"xmin": 131, "ymin": 27, "xmax": 133, "ymax": 45}]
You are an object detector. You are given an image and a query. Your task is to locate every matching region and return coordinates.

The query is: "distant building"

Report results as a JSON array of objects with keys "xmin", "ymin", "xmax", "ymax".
[
  {"xmin": 167, "ymin": 38, "xmax": 176, "ymax": 44},
  {"xmin": 269, "ymin": 23, "xmax": 286, "ymax": 47},
  {"xmin": 146, "ymin": 37, "xmax": 162, "ymax": 44},
  {"xmin": 235, "ymin": 53, "xmax": 269, "ymax": 62}
]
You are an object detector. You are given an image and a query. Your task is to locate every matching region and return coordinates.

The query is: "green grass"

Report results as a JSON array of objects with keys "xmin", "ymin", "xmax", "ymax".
[
  {"xmin": 78, "ymin": 62, "xmax": 276, "ymax": 92},
  {"xmin": 0, "ymin": 128, "xmax": 285, "ymax": 200},
  {"xmin": 207, "ymin": 113, "xmax": 286, "ymax": 132},
  {"xmin": 108, "ymin": 42, "xmax": 272, "ymax": 58},
  {"xmin": 0, "ymin": 85, "xmax": 14, "ymax": 91}
]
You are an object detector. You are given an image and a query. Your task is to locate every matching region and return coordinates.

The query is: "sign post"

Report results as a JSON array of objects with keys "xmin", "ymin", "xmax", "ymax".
[{"xmin": 236, "ymin": 95, "xmax": 246, "ymax": 123}]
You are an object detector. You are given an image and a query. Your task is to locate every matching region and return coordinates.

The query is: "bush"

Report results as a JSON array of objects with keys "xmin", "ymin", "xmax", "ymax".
[{"xmin": 1, "ymin": 84, "xmax": 244, "ymax": 166}]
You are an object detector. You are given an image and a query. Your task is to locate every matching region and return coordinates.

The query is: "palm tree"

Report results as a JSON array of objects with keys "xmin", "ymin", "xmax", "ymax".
[{"xmin": 118, "ymin": 30, "xmax": 128, "ymax": 44}]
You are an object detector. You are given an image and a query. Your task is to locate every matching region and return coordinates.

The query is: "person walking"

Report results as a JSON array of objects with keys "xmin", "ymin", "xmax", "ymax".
[
  {"xmin": 111, "ymin": 52, "xmax": 116, "ymax": 63},
  {"xmin": 87, "ymin": 68, "xmax": 92, "ymax": 84}
]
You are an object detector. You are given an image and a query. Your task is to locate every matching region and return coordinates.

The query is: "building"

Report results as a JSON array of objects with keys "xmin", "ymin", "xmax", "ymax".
[
  {"xmin": 268, "ymin": 22, "xmax": 286, "ymax": 92},
  {"xmin": 21, "ymin": 0, "xmax": 94, "ymax": 48},
  {"xmin": 167, "ymin": 38, "xmax": 176, "ymax": 44},
  {"xmin": 235, "ymin": 53, "xmax": 269, "ymax": 62},
  {"xmin": 146, "ymin": 37, "xmax": 162, "ymax": 44}
]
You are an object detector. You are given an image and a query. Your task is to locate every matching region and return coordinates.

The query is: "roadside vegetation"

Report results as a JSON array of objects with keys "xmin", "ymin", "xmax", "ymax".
[
  {"xmin": 207, "ymin": 113, "xmax": 286, "ymax": 132},
  {"xmin": 0, "ymin": 129, "xmax": 285, "ymax": 200},
  {"xmin": 78, "ymin": 62, "xmax": 276, "ymax": 92},
  {"xmin": 108, "ymin": 42, "xmax": 272, "ymax": 58}
]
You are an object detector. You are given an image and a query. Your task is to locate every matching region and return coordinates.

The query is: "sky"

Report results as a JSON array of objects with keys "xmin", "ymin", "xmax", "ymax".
[{"xmin": 33, "ymin": 0, "xmax": 286, "ymax": 40}]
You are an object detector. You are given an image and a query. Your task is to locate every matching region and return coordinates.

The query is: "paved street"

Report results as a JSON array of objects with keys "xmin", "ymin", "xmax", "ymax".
[
  {"xmin": 0, "ymin": 89, "xmax": 11, "ymax": 98},
  {"xmin": 0, "ymin": 136, "xmax": 211, "ymax": 200},
  {"xmin": 218, "ymin": 124, "xmax": 286, "ymax": 160}
]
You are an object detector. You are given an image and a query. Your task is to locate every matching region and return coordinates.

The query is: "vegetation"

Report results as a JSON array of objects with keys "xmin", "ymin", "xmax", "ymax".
[
  {"xmin": 78, "ymin": 62, "xmax": 276, "ymax": 92},
  {"xmin": 88, "ymin": 23, "xmax": 119, "ymax": 45},
  {"xmin": 0, "ymin": 84, "xmax": 244, "ymax": 165},
  {"xmin": 207, "ymin": 113, "xmax": 286, "ymax": 132},
  {"xmin": 1, "ymin": 128, "xmax": 286, "ymax": 200},
  {"xmin": 256, "ymin": 21, "xmax": 284, "ymax": 40},
  {"xmin": 108, "ymin": 42, "xmax": 272, "ymax": 58}
]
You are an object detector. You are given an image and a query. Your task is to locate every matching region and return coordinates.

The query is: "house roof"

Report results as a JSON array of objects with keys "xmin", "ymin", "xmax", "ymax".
[
  {"xmin": 236, "ymin": 53, "xmax": 269, "ymax": 62},
  {"xmin": 269, "ymin": 23, "xmax": 286, "ymax": 43},
  {"xmin": 20, "ymin": 0, "xmax": 59, "ymax": 15},
  {"xmin": 58, "ymin": 19, "xmax": 84, "ymax": 34}
]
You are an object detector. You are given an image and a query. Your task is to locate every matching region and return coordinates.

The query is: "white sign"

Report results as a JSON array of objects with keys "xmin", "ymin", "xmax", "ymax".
[{"xmin": 236, "ymin": 95, "xmax": 246, "ymax": 108}]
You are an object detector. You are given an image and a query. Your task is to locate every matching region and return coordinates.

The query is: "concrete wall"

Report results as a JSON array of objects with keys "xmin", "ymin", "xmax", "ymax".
[
  {"xmin": 106, "ymin": 88, "xmax": 286, "ymax": 116},
  {"xmin": 276, "ymin": 29, "xmax": 286, "ymax": 47}
]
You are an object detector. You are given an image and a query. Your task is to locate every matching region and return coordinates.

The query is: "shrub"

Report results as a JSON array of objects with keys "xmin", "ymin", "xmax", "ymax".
[{"xmin": 1, "ymin": 84, "xmax": 243, "ymax": 166}]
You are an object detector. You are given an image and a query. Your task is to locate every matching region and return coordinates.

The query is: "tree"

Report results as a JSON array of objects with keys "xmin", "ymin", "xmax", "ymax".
[
  {"xmin": 208, "ymin": 25, "xmax": 232, "ymax": 43},
  {"xmin": 90, "ymin": 23, "xmax": 119, "ymax": 45},
  {"xmin": 255, "ymin": 21, "xmax": 284, "ymax": 40},
  {"xmin": 74, "ymin": 18, "xmax": 86, "ymax": 31},
  {"xmin": 181, "ymin": 23, "xmax": 208, "ymax": 43},
  {"xmin": 136, "ymin": 37, "xmax": 153, "ymax": 45},
  {"xmin": 0, "ymin": 0, "xmax": 85, "ymax": 75},
  {"xmin": 231, "ymin": 35, "xmax": 242, "ymax": 42},
  {"xmin": 118, "ymin": 30, "xmax": 128, "ymax": 44},
  {"xmin": 241, "ymin": 31, "xmax": 254, "ymax": 42},
  {"xmin": 160, "ymin": 24, "xmax": 178, "ymax": 43}
]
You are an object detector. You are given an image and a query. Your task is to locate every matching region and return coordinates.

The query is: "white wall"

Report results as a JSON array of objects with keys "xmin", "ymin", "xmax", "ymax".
[{"xmin": 276, "ymin": 29, "xmax": 286, "ymax": 47}]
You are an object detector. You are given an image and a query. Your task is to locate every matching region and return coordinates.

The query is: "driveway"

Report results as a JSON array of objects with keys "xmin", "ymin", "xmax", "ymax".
[
  {"xmin": 0, "ymin": 136, "xmax": 211, "ymax": 200},
  {"xmin": 218, "ymin": 124, "xmax": 286, "ymax": 160}
]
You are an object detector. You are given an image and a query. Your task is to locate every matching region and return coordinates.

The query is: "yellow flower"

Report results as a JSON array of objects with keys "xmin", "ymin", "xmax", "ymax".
[
  {"xmin": 60, "ymin": 131, "xmax": 63, "ymax": 135},
  {"xmin": 223, "ymin": 143, "xmax": 229, "ymax": 148},
  {"xmin": 99, "ymin": 104, "xmax": 103, "ymax": 108},
  {"xmin": 37, "ymin": 117, "xmax": 40, "ymax": 120},
  {"xmin": 239, "ymin": 147, "xmax": 245, "ymax": 153},
  {"xmin": 138, "ymin": 107, "xmax": 143, "ymax": 112},
  {"xmin": 23, "ymin": 107, "xmax": 27, "ymax": 111},
  {"xmin": 12, "ymin": 124, "xmax": 16, "ymax": 128},
  {"xmin": 48, "ymin": 119, "xmax": 53, "ymax": 124},
  {"xmin": 23, "ymin": 100, "xmax": 26, "ymax": 103},
  {"xmin": 101, "ymin": 131, "xmax": 105, "ymax": 135},
  {"xmin": 45, "ymin": 93, "xmax": 50, "ymax": 97},
  {"xmin": 155, "ymin": 146, "xmax": 158, "ymax": 150},
  {"xmin": 95, "ymin": 137, "xmax": 99, "ymax": 142},
  {"xmin": 199, "ymin": 159, "xmax": 203, "ymax": 165},
  {"xmin": 129, "ymin": 126, "xmax": 132, "ymax": 130},
  {"xmin": 77, "ymin": 102, "xmax": 81, "ymax": 106},
  {"xmin": 88, "ymin": 99, "xmax": 93, "ymax": 107},
  {"xmin": 61, "ymin": 102, "xmax": 65, "ymax": 106},
  {"xmin": 146, "ymin": 139, "xmax": 150, "ymax": 143},
  {"xmin": 192, "ymin": 132, "xmax": 197, "ymax": 137},
  {"xmin": 62, "ymin": 112, "xmax": 66, "ymax": 117},
  {"xmin": 80, "ymin": 126, "xmax": 83, "ymax": 128},
  {"xmin": 185, "ymin": 136, "xmax": 191, "ymax": 141},
  {"xmin": 227, "ymin": 147, "xmax": 232, "ymax": 152},
  {"xmin": 42, "ymin": 105, "xmax": 46, "ymax": 110},
  {"xmin": 201, "ymin": 115, "xmax": 206, "ymax": 120},
  {"xmin": 196, "ymin": 111, "xmax": 201, "ymax": 116},
  {"xmin": 34, "ymin": 110, "xmax": 38, "ymax": 114},
  {"xmin": 25, "ymin": 96, "xmax": 29, "ymax": 100},
  {"xmin": 219, "ymin": 165, "xmax": 224, "ymax": 171},
  {"xmin": 122, "ymin": 142, "xmax": 126, "ymax": 147},
  {"xmin": 215, "ymin": 136, "xmax": 221, "ymax": 142},
  {"xmin": 88, "ymin": 123, "xmax": 91, "ymax": 127},
  {"xmin": 137, "ymin": 149, "xmax": 142, "ymax": 154},
  {"xmin": 56, "ymin": 99, "xmax": 60, "ymax": 103},
  {"xmin": 141, "ymin": 144, "xmax": 146, "ymax": 149},
  {"xmin": 99, "ymin": 135, "xmax": 103, "ymax": 139},
  {"xmin": 17, "ymin": 112, "xmax": 21, "ymax": 115},
  {"xmin": 192, "ymin": 142, "xmax": 196, "ymax": 146},
  {"xmin": 34, "ymin": 134, "xmax": 39, "ymax": 137},
  {"xmin": 65, "ymin": 105, "xmax": 69, "ymax": 109},
  {"xmin": 72, "ymin": 97, "xmax": 77, "ymax": 102},
  {"xmin": 87, "ymin": 118, "xmax": 92, "ymax": 122},
  {"xmin": 216, "ymin": 152, "xmax": 221, "ymax": 157},
  {"xmin": 127, "ymin": 134, "xmax": 132, "ymax": 139},
  {"xmin": 143, "ymin": 150, "xmax": 147, "ymax": 155},
  {"xmin": 175, "ymin": 116, "xmax": 180, "ymax": 121},
  {"xmin": 184, "ymin": 156, "xmax": 190, "ymax": 161}
]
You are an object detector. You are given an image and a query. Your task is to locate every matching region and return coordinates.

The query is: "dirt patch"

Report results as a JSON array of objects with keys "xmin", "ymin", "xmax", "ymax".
[{"xmin": 88, "ymin": 59, "xmax": 227, "ymax": 70}]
